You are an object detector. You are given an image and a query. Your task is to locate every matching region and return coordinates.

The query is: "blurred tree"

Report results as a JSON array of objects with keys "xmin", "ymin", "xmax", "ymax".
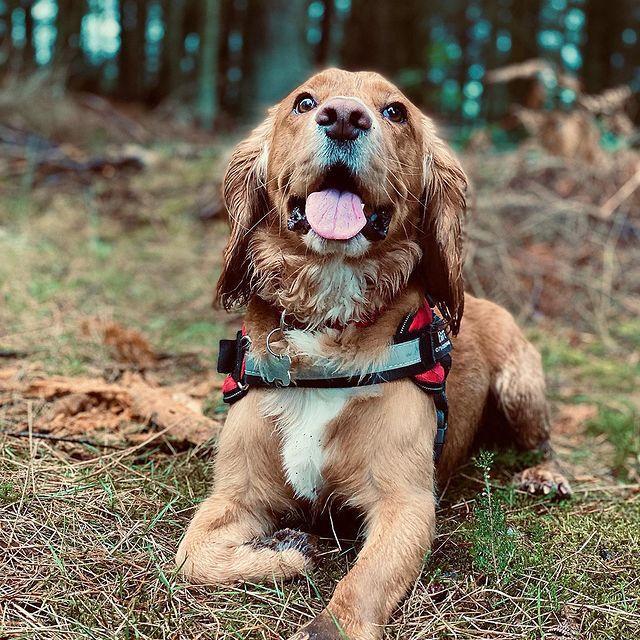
[
  {"xmin": 119, "ymin": 0, "xmax": 148, "ymax": 100},
  {"xmin": 0, "ymin": 2, "xmax": 13, "ymax": 76},
  {"xmin": 482, "ymin": 0, "xmax": 507, "ymax": 120},
  {"xmin": 240, "ymin": 0, "xmax": 311, "ymax": 114},
  {"xmin": 508, "ymin": 0, "xmax": 542, "ymax": 106},
  {"xmin": 159, "ymin": 0, "xmax": 187, "ymax": 97},
  {"xmin": 198, "ymin": 0, "xmax": 220, "ymax": 128},
  {"xmin": 22, "ymin": 0, "xmax": 35, "ymax": 71},
  {"xmin": 216, "ymin": 0, "xmax": 235, "ymax": 111},
  {"xmin": 0, "ymin": 0, "xmax": 637, "ymax": 123},
  {"xmin": 342, "ymin": 0, "xmax": 428, "ymax": 76},
  {"xmin": 316, "ymin": 0, "xmax": 334, "ymax": 67},
  {"xmin": 583, "ymin": 0, "xmax": 637, "ymax": 92},
  {"xmin": 54, "ymin": 0, "xmax": 85, "ymax": 82},
  {"xmin": 341, "ymin": 0, "xmax": 430, "ymax": 107},
  {"xmin": 456, "ymin": 2, "xmax": 472, "ymax": 90}
]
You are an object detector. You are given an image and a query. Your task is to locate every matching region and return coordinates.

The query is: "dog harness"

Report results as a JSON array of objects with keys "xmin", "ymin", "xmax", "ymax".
[{"xmin": 217, "ymin": 300, "xmax": 453, "ymax": 461}]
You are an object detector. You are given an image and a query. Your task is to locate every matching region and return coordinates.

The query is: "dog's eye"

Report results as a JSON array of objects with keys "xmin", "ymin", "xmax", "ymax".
[
  {"xmin": 382, "ymin": 102, "xmax": 407, "ymax": 123},
  {"xmin": 294, "ymin": 93, "xmax": 317, "ymax": 114}
]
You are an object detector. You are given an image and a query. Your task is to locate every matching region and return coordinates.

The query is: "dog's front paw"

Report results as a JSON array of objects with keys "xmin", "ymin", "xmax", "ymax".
[
  {"xmin": 289, "ymin": 611, "xmax": 346, "ymax": 640},
  {"xmin": 290, "ymin": 610, "xmax": 379, "ymax": 640},
  {"xmin": 514, "ymin": 465, "xmax": 572, "ymax": 499},
  {"xmin": 252, "ymin": 528, "xmax": 319, "ymax": 564}
]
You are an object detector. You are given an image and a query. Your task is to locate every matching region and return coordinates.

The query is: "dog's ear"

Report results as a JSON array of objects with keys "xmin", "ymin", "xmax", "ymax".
[
  {"xmin": 216, "ymin": 113, "xmax": 274, "ymax": 309},
  {"xmin": 418, "ymin": 117, "xmax": 467, "ymax": 334}
]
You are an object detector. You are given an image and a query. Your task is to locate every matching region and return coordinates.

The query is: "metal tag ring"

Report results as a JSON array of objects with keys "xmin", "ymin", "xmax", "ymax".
[{"xmin": 266, "ymin": 327, "xmax": 286, "ymax": 359}]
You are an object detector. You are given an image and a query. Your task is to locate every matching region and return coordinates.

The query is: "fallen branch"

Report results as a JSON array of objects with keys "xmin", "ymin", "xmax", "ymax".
[
  {"xmin": 0, "ymin": 430, "xmax": 122, "ymax": 449},
  {"xmin": 1, "ymin": 123, "xmax": 146, "ymax": 183},
  {"xmin": 600, "ymin": 166, "xmax": 640, "ymax": 218},
  {"xmin": 0, "ymin": 348, "xmax": 30, "ymax": 358}
]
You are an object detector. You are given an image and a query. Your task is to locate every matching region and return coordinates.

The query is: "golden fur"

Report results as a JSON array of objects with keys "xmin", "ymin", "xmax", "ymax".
[{"xmin": 177, "ymin": 69, "xmax": 570, "ymax": 640}]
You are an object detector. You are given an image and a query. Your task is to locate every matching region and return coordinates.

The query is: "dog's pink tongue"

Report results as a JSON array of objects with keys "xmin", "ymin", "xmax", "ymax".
[{"xmin": 306, "ymin": 189, "xmax": 366, "ymax": 240}]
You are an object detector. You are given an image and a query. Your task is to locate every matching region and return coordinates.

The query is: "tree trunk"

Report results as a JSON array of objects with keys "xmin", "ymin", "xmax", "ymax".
[
  {"xmin": 583, "ymin": 0, "xmax": 630, "ymax": 92},
  {"xmin": 22, "ymin": 0, "xmax": 36, "ymax": 70},
  {"xmin": 241, "ymin": 0, "xmax": 312, "ymax": 116},
  {"xmin": 198, "ymin": 0, "xmax": 221, "ymax": 129},
  {"xmin": 506, "ymin": 0, "xmax": 541, "ymax": 106},
  {"xmin": 341, "ymin": 1, "xmax": 427, "ymax": 74},
  {"xmin": 160, "ymin": 0, "xmax": 186, "ymax": 97},
  {"xmin": 54, "ymin": 0, "xmax": 86, "ymax": 82},
  {"xmin": 0, "ymin": 2, "xmax": 16, "ymax": 76},
  {"xmin": 118, "ymin": 0, "xmax": 148, "ymax": 100},
  {"xmin": 315, "ymin": 0, "xmax": 334, "ymax": 67}
]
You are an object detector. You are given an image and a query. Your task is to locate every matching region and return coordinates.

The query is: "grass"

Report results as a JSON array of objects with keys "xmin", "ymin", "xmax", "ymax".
[
  {"xmin": 1, "ymin": 142, "xmax": 639, "ymax": 639},
  {"xmin": 588, "ymin": 405, "xmax": 640, "ymax": 480}
]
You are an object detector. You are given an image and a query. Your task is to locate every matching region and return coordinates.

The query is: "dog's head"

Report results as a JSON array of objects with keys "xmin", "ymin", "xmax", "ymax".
[{"xmin": 217, "ymin": 68, "xmax": 467, "ymax": 332}]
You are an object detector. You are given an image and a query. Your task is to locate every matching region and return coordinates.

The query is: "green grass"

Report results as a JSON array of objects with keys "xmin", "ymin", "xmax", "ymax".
[
  {"xmin": 588, "ymin": 405, "xmax": 640, "ymax": 480},
  {"xmin": 0, "ymin": 146, "xmax": 230, "ymax": 378}
]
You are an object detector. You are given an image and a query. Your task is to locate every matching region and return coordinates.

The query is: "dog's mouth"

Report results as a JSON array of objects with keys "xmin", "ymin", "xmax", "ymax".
[{"xmin": 287, "ymin": 165, "xmax": 391, "ymax": 242}]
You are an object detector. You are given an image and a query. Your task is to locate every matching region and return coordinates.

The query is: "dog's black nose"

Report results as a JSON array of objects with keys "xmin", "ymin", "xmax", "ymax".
[{"xmin": 315, "ymin": 98, "xmax": 372, "ymax": 141}]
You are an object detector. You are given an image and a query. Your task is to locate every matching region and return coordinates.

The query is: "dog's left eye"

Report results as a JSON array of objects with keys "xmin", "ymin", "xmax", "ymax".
[
  {"xmin": 382, "ymin": 102, "xmax": 407, "ymax": 123},
  {"xmin": 294, "ymin": 93, "xmax": 317, "ymax": 114}
]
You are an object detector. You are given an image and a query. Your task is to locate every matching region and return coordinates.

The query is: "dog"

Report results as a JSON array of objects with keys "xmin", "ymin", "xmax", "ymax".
[{"xmin": 176, "ymin": 68, "xmax": 571, "ymax": 640}]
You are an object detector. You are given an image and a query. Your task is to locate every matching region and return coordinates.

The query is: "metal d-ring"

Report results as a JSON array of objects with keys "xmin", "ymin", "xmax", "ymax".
[
  {"xmin": 266, "ymin": 327, "xmax": 285, "ymax": 359},
  {"xmin": 265, "ymin": 311, "xmax": 290, "ymax": 359}
]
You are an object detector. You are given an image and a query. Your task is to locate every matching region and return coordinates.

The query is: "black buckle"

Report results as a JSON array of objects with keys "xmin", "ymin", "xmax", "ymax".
[
  {"xmin": 217, "ymin": 334, "xmax": 241, "ymax": 374},
  {"xmin": 218, "ymin": 331, "xmax": 251, "ymax": 384}
]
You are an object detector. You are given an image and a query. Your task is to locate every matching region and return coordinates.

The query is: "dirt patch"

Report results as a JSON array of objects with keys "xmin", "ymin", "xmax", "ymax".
[{"xmin": 553, "ymin": 403, "xmax": 598, "ymax": 437}]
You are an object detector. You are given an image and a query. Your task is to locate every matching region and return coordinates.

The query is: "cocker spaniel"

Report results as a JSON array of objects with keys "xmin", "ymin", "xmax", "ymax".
[{"xmin": 176, "ymin": 68, "xmax": 571, "ymax": 640}]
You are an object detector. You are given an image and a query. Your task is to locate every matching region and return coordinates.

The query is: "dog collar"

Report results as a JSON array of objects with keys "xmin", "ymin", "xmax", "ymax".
[{"xmin": 217, "ymin": 299, "xmax": 453, "ymax": 461}]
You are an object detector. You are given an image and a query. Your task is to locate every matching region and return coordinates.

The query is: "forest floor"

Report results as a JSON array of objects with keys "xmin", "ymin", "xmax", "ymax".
[{"xmin": 1, "ymin": 92, "xmax": 639, "ymax": 639}]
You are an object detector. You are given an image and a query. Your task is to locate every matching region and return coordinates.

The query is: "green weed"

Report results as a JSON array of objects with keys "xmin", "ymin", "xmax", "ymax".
[{"xmin": 468, "ymin": 450, "xmax": 519, "ymax": 585}]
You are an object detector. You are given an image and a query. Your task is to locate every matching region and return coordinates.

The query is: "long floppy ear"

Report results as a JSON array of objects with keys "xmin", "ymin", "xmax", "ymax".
[
  {"xmin": 216, "ymin": 114, "xmax": 274, "ymax": 309},
  {"xmin": 419, "ymin": 117, "xmax": 468, "ymax": 335}
]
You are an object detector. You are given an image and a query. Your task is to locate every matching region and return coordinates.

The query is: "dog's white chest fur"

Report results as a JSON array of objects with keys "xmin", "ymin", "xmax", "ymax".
[{"xmin": 261, "ymin": 388, "xmax": 354, "ymax": 500}]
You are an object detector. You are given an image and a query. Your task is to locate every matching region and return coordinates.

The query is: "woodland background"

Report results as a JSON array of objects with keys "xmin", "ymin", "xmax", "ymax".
[
  {"xmin": 0, "ymin": 0, "xmax": 639, "ymax": 126},
  {"xmin": 1, "ymin": 2, "xmax": 639, "ymax": 639}
]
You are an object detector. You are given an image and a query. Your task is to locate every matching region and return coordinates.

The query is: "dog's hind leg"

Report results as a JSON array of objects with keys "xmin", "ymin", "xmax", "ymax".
[
  {"xmin": 491, "ymin": 334, "xmax": 572, "ymax": 498},
  {"xmin": 176, "ymin": 394, "xmax": 316, "ymax": 584}
]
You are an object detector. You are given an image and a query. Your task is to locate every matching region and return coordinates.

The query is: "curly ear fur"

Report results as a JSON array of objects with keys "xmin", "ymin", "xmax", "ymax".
[
  {"xmin": 420, "ymin": 117, "xmax": 467, "ymax": 334},
  {"xmin": 216, "ymin": 114, "xmax": 274, "ymax": 309}
]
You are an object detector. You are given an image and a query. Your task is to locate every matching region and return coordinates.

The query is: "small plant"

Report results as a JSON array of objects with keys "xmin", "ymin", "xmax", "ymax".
[
  {"xmin": 469, "ymin": 450, "xmax": 518, "ymax": 585},
  {"xmin": 0, "ymin": 481, "xmax": 18, "ymax": 503}
]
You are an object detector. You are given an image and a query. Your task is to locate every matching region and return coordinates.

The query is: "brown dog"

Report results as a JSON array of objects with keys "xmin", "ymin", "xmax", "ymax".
[{"xmin": 176, "ymin": 69, "xmax": 571, "ymax": 640}]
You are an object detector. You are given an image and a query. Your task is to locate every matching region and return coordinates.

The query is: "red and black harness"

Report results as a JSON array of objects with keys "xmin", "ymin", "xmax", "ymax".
[{"xmin": 217, "ymin": 300, "xmax": 452, "ymax": 461}]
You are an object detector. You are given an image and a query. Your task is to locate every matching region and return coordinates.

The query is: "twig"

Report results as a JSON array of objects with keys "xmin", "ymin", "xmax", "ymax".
[
  {"xmin": 600, "ymin": 167, "xmax": 640, "ymax": 218},
  {"xmin": 0, "ymin": 348, "xmax": 31, "ymax": 358},
  {"xmin": 27, "ymin": 400, "xmax": 35, "ymax": 495},
  {"xmin": 0, "ymin": 429, "xmax": 123, "ymax": 450}
]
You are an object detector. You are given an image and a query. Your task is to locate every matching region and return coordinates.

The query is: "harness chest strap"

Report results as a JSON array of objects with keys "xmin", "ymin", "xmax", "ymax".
[{"xmin": 217, "ymin": 300, "xmax": 452, "ymax": 461}]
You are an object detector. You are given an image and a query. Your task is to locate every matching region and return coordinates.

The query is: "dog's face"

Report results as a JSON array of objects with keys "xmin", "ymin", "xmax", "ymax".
[{"xmin": 218, "ymin": 68, "xmax": 467, "ymax": 332}]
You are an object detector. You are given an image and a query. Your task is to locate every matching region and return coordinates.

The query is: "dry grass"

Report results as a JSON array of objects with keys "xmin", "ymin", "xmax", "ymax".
[
  {"xmin": 1, "ymin": 108, "xmax": 639, "ymax": 638},
  {"xmin": 2, "ymin": 421, "xmax": 638, "ymax": 639}
]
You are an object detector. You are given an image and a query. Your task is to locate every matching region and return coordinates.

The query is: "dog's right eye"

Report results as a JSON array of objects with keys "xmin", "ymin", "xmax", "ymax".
[{"xmin": 293, "ymin": 94, "xmax": 317, "ymax": 114}]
